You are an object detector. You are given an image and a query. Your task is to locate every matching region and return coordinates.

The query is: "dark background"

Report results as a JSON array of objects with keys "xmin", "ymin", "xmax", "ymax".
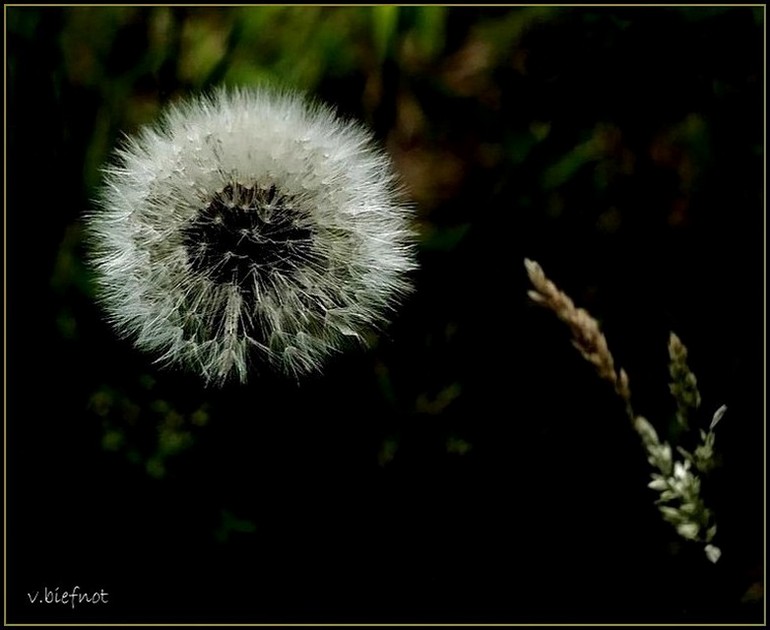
[{"xmin": 6, "ymin": 6, "xmax": 764, "ymax": 624}]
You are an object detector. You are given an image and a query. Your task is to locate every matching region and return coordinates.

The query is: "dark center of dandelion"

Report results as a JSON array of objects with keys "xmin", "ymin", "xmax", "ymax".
[{"xmin": 181, "ymin": 183, "xmax": 315, "ymax": 291}]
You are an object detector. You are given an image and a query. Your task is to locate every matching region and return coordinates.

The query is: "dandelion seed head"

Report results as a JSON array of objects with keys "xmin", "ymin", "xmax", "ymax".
[{"xmin": 86, "ymin": 87, "xmax": 417, "ymax": 385}]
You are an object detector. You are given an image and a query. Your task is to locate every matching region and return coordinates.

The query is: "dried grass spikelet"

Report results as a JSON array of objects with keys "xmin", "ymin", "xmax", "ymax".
[
  {"xmin": 668, "ymin": 332, "xmax": 702, "ymax": 430},
  {"xmin": 524, "ymin": 258, "xmax": 725, "ymax": 563},
  {"xmin": 524, "ymin": 258, "xmax": 631, "ymax": 409}
]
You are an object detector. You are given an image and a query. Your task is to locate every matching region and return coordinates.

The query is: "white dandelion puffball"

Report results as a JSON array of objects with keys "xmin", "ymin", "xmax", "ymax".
[{"xmin": 87, "ymin": 87, "xmax": 417, "ymax": 385}]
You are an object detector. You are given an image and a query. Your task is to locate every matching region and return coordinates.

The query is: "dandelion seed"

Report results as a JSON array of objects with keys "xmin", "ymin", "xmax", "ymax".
[{"xmin": 86, "ymin": 87, "xmax": 417, "ymax": 385}]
